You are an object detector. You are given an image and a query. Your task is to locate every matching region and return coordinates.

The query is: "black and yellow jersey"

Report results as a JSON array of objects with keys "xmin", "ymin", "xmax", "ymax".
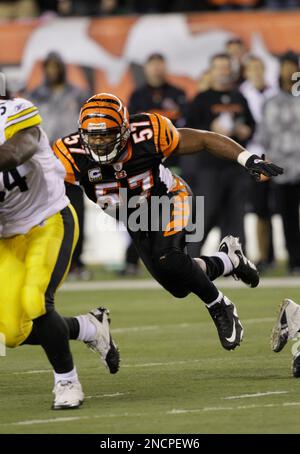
[{"xmin": 53, "ymin": 112, "xmax": 181, "ymax": 211}]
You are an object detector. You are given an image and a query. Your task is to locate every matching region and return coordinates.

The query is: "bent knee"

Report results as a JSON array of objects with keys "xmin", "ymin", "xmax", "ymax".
[
  {"xmin": 21, "ymin": 285, "xmax": 46, "ymax": 320},
  {"xmin": 0, "ymin": 320, "xmax": 32, "ymax": 348},
  {"xmin": 156, "ymin": 249, "xmax": 189, "ymax": 276}
]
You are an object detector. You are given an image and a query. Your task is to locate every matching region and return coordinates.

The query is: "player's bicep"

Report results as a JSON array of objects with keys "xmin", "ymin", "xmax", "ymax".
[{"xmin": 174, "ymin": 128, "xmax": 207, "ymax": 156}]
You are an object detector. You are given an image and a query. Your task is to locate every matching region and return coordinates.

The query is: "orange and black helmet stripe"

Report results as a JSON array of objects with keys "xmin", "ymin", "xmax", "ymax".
[{"xmin": 79, "ymin": 93, "xmax": 129, "ymax": 131}]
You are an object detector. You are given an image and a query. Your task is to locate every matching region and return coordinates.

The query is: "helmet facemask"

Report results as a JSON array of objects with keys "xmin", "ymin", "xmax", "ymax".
[{"xmin": 80, "ymin": 125, "xmax": 129, "ymax": 164}]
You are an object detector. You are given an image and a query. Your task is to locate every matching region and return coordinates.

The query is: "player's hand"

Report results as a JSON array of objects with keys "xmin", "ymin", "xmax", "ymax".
[{"xmin": 244, "ymin": 154, "xmax": 284, "ymax": 182}]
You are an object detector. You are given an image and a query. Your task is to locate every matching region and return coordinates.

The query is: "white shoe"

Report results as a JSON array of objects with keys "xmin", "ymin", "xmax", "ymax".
[
  {"xmin": 85, "ymin": 307, "xmax": 120, "ymax": 374},
  {"xmin": 219, "ymin": 235, "xmax": 259, "ymax": 288},
  {"xmin": 52, "ymin": 381, "xmax": 84, "ymax": 410},
  {"xmin": 271, "ymin": 299, "xmax": 300, "ymax": 352}
]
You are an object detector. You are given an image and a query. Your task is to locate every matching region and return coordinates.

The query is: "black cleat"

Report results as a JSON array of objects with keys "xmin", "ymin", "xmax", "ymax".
[
  {"xmin": 219, "ymin": 235, "xmax": 259, "ymax": 288},
  {"xmin": 292, "ymin": 353, "xmax": 300, "ymax": 378},
  {"xmin": 207, "ymin": 297, "xmax": 244, "ymax": 351},
  {"xmin": 85, "ymin": 307, "xmax": 120, "ymax": 374}
]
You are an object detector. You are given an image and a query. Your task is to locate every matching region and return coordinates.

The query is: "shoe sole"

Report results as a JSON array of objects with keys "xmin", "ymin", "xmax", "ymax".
[
  {"xmin": 51, "ymin": 399, "xmax": 84, "ymax": 410},
  {"xmin": 270, "ymin": 299, "xmax": 291, "ymax": 352},
  {"xmin": 105, "ymin": 339, "xmax": 120, "ymax": 374},
  {"xmin": 86, "ymin": 308, "xmax": 120, "ymax": 374}
]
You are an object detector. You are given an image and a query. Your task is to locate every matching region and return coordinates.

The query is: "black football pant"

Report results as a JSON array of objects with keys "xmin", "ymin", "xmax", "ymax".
[
  {"xmin": 65, "ymin": 183, "xmax": 85, "ymax": 269},
  {"xmin": 127, "ymin": 182, "xmax": 224, "ymax": 304}
]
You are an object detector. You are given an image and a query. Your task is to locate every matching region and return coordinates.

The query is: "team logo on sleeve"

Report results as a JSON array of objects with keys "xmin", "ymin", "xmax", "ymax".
[{"xmin": 88, "ymin": 168, "xmax": 102, "ymax": 182}]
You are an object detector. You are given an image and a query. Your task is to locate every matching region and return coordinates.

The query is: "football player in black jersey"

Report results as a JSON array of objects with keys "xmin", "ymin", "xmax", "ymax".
[{"xmin": 54, "ymin": 93, "xmax": 283, "ymax": 351}]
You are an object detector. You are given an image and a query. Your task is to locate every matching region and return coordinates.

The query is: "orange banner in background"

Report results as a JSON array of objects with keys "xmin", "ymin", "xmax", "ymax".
[
  {"xmin": 186, "ymin": 11, "xmax": 300, "ymax": 53},
  {"xmin": 1, "ymin": 11, "xmax": 299, "ymax": 101}
]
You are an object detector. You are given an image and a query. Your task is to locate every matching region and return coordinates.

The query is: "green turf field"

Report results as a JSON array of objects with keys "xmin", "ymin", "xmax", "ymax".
[{"xmin": 1, "ymin": 284, "xmax": 300, "ymax": 434}]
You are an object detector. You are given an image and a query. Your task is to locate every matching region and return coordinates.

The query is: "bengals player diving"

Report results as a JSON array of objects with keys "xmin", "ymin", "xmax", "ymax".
[{"xmin": 53, "ymin": 93, "xmax": 283, "ymax": 351}]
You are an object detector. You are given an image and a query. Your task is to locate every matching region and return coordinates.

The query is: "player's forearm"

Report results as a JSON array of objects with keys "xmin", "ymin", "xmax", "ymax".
[
  {"xmin": 177, "ymin": 128, "xmax": 246, "ymax": 161},
  {"xmin": 0, "ymin": 141, "xmax": 24, "ymax": 170},
  {"xmin": 176, "ymin": 127, "xmax": 284, "ymax": 180},
  {"xmin": 0, "ymin": 127, "xmax": 39, "ymax": 170},
  {"xmin": 202, "ymin": 130, "xmax": 247, "ymax": 161}
]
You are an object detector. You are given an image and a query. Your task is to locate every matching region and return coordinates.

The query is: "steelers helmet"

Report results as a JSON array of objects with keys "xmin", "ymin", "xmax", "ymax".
[{"xmin": 79, "ymin": 93, "xmax": 130, "ymax": 164}]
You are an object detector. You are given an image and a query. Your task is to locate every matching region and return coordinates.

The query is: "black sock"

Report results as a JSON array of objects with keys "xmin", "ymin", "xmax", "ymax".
[
  {"xmin": 64, "ymin": 317, "xmax": 80, "ymax": 340},
  {"xmin": 23, "ymin": 310, "xmax": 74, "ymax": 373},
  {"xmin": 200, "ymin": 256, "xmax": 225, "ymax": 281}
]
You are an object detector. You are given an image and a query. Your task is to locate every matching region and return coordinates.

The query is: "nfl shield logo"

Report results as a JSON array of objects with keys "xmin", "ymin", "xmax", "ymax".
[{"xmin": 88, "ymin": 168, "xmax": 102, "ymax": 182}]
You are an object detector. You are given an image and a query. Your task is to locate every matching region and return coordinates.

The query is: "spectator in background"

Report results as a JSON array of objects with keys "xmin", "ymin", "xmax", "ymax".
[
  {"xmin": 264, "ymin": 0, "xmax": 300, "ymax": 8},
  {"xmin": 128, "ymin": 53, "xmax": 187, "ymax": 128},
  {"xmin": 226, "ymin": 38, "xmax": 248, "ymax": 85},
  {"xmin": 185, "ymin": 53, "xmax": 255, "ymax": 257},
  {"xmin": 197, "ymin": 69, "xmax": 211, "ymax": 93},
  {"xmin": 120, "ymin": 52, "xmax": 187, "ymax": 276},
  {"xmin": 240, "ymin": 56, "xmax": 278, "ymax": 272},
  {"xmin": 259, "ymin": 52, "xmax": 300, "ymax": 274},
  {"xmin": 28, "ymin": 52, "xmax": 91, "ymax": 280}
]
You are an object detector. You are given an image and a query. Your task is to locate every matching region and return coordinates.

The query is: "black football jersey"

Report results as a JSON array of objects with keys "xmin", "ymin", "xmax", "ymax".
[{"xmin": 53, "ymin": 113, "xmax": 180, "ymax": 213}]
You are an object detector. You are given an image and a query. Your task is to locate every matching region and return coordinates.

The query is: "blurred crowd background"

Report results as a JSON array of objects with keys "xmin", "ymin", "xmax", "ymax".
[
  {"xmin": 0, "ymin": 1, "xmax": 299, "ymax": 279},
  {"xmin": 0, "ymin": 0, "xmax": 300, "ymax": 19}
]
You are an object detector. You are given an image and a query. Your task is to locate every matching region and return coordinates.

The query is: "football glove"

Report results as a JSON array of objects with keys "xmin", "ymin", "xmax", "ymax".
[{"xmin": 238, "ymin": 152, "xmax": 284, "ymax": 182}]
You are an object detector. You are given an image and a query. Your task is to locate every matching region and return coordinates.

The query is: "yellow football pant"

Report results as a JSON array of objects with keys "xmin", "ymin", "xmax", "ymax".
[{"xmin": 0, "ymin": 205, "xmax": 78, "ymax": 348}]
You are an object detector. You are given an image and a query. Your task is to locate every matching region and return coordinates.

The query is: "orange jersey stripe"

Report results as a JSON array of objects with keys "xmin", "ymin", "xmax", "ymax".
[
  {"xmin": 53, "ymin": 140, "xmax": 80, "ymax": 184},
  {"xmin": 148, "ymin": 113, "xmax": 179, "ymax": 158}
]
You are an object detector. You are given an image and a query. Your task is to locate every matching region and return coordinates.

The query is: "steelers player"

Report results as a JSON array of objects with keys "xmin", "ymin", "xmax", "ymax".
[
  {"xmin": 54, "ymin": 93, "xmax": 283, "ymax": 352},
  {"xmin": 0, "ymin": 95, "xmax": 120, "ymax": 410},
  {"xmin": 271, "ymin": 299, "xmax": 300, "ymax": 378}
]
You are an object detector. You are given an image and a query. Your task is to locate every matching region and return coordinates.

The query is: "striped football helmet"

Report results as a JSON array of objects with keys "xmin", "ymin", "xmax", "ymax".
[{"xmin": 78, "ymin": 93, "xmax": 130, "ymax": 164}]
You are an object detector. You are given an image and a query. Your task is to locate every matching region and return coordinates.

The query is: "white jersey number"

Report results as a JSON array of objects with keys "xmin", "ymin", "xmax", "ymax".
[{"xmin": 0, "ymin": 169, "xmax": 29, "ymax": 202}]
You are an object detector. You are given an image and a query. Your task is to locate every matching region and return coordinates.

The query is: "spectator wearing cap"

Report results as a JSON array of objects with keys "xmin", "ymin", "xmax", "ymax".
[
  {"xmin": 28, "ymin": 52, "xmax": 91, "ymax": 280},
  {"xmin": 120, "ymin": 53, "xmax": 187, "ymax": 276},
  {"xmin": 259, "ymin": 51, "xmax": 300, "ymax": 274}
]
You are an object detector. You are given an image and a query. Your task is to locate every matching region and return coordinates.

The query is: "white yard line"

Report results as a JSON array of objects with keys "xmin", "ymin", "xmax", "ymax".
[
  {"xmin": 12, "ymin": 359, "xmax": 203, "ymax": 375},
  {"xmin": 168, "ymin": 401, "xmax": 300, "ymax": 414},
  {"xmin": 85, "ymin": 392, "xmax": 129, "ymax": 399},
  {"xmin": 223, "ymin": 391, "xmax": 289, "ymax": 400},
  {"xmin": 113, "ymin": 325, "xmax": 159, "ymax": 334},
  {"xmin": 60, "ymin": 277, "xmax": 300, "ymax": 292},
  {"xmin": 4, "ymin": 401, "xmax": 300, "ymax": 427}
]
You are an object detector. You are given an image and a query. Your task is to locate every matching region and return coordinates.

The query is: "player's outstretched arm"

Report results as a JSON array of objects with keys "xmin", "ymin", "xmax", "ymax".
[
  {"xmin": 175, "ymin": 128, "xmax": 283, "ymax": 180},
  {"xmin": 0, "ymin": 126, "xmax": 40, "ymax": 171}
]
